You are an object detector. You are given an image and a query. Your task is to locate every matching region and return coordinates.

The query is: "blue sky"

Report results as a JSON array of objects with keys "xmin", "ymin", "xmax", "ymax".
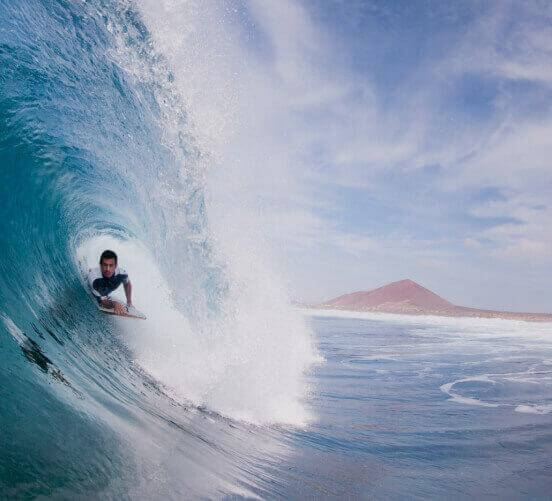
[{"xmin": 140, "ymin": 0, "xmax": 552, "ymax": 312}]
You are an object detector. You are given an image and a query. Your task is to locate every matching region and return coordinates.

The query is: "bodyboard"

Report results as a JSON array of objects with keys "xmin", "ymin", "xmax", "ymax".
[{"xmin": 98, "ymin": 304, "xmax": 147, "ymax": 320}]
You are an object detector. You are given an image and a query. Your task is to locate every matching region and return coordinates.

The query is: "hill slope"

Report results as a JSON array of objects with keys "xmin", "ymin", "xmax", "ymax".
[{"xmin": 319, "ymin": 279, "xmax": 552, "ymax": 322}]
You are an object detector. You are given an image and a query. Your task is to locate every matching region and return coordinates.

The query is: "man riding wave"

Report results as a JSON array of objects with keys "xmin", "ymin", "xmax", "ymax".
[{"xmin": 87, "ymin": 250, "xmax": 133, "ymax": 316}]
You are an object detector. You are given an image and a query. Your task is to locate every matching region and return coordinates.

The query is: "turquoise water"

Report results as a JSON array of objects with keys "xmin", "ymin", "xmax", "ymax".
[
  {"xmin": 2, "ymin": 1, "xmax": 552, "ymax": 499},
  {"xmin": 1, "ymin": 1, "xmax": 315, "ymax": 497}
]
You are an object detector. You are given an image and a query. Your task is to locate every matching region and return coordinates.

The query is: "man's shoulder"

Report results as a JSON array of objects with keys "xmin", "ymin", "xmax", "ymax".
[
  {"xmin": 88, "ymin": 267, "xmax": 102, "ymax": 280},
  {"xmin": 115, "ymin": 267, "xmax": 128, "ymax": 277}
]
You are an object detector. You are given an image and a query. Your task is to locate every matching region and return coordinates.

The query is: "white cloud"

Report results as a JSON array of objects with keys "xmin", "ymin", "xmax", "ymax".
[
  {"xmin": 242, "ymin": 0, "xmax": 552, "ymax": 307},
  {"xmin": 136, "ymin": 0, "xmax": 552, "ymax": 310}
]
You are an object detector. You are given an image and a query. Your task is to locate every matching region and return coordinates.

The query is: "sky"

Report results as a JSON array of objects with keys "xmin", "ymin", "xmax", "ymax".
[{"xmin": 142, "ymin": 0, "xmax": 552, "ymax": 313}]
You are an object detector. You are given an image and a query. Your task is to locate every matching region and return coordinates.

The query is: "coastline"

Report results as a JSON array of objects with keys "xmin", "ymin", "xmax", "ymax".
[{"xmin": 303, "ymin": 305, "xmax": 552, "ymax": 324}]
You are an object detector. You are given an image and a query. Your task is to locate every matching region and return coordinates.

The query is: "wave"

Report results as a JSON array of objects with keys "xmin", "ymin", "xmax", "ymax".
[{"xmin": 0, "ymin": 0, "xmax": 318, "ymax": 497}]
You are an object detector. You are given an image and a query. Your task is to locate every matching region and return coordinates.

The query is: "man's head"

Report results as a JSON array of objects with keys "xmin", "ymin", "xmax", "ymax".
[{"xmin": 100, "ymin": 250, "xmax": 118, "ymax": 278}]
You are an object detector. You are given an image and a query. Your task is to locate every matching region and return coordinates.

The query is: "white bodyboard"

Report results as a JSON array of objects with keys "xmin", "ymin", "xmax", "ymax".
[{"xmin": 98, "ymin": 304, "xmax": 147, "ymax": 320}]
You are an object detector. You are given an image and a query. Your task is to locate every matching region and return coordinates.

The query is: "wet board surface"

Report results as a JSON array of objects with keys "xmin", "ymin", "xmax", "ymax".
[{"xmin": 98, "ymin": 304, "xmax": 147, "ymax": 320}]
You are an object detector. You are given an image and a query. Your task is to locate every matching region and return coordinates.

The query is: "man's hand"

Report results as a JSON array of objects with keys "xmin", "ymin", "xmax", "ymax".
[{"xmin": 113, "ymin": 302, "xmax": 127, "ymax": 316}]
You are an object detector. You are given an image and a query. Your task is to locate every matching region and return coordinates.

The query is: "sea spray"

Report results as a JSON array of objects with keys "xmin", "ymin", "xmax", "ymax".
[{"xmin": 72, "ymin": 0, "xmax": 320, "ymax": 425}]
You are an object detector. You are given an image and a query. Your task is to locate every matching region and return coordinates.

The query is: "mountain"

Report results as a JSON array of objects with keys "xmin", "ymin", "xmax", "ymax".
[{"xmin": 318, "ymin": 279, "xmax": 552, "ymax": 322}]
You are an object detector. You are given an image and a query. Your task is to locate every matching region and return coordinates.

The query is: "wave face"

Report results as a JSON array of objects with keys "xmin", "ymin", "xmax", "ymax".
[{"xmin": 0, "ymin": 1, "xmax": 317, "ymax": 497}]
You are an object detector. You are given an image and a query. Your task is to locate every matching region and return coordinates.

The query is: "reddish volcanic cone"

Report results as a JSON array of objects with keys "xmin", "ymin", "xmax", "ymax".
[
  {"xmin": 318, "ymin": 279, "xmax": 552, "ymax": 322},
  {"xmin": 323, "ymin": 279, "xmax": 453, "ymax": 314}
]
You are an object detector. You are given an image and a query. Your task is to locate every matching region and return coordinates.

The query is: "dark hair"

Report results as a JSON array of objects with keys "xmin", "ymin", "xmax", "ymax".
[{"xmin": 100, "ymin": 249, "xmax": 118, "ymax": 264}]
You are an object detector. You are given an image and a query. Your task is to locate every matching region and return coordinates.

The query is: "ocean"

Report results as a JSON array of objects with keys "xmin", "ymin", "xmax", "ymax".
[
  {"xmin": 298, "ymin": 311, "xmax": 552, "ymax": 499},
  {"xmin": 4, "ymin": 300, "xmax": 552, "ymax": 498},
  {"xmin": 2, "ymin": 1, "xmax": 552, "ymax": 499}
]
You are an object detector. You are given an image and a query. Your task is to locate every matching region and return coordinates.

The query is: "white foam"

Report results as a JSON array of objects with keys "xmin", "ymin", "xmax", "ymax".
[
  {"xmin": 305, "ymin": 308, "xmax": 552, "ymax": 344},
  {"xmin": 91, "ymin": 0, "xmax": 323, "ymax": 426},
  {"xmin": 2, "ymin": 315, "xmax": 26, "ymax": 345},
  {"xmin": 440, "ymin": 376, "xmax": 500, "ymax": 408},
  {"xmin": 515, "ymin": 404, "xmax": 552, "ymax": 415},
  {"xmin": 76, "ymin": 229, "xmax": 320, "ymax": 426},
  {"xmin": 448, "ymin": 395, "xmax": 500, "ymax": 408}
]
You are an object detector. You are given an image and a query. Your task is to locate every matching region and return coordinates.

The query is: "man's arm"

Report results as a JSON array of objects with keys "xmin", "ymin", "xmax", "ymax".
[
  {"xmin": 88, "ymin": 269, "xmax": 109, "ymax": 305},
  {"xmin": 123, "ymin": 280, "xmax": 132, "ymax": 306}
]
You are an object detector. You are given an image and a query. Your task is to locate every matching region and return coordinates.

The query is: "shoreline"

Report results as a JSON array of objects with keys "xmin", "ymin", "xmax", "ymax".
[{"xmin": 302, "ymin": 305, "xmax": 552, "ymax": 324}]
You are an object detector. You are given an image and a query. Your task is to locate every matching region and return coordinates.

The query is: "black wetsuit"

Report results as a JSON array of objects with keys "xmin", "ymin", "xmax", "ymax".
[{"xmin": 87, "ymin": 267, "xmax": 129, "ymax": 303}]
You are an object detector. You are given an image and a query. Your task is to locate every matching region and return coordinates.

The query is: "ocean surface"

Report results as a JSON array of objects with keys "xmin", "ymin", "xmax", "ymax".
[
  {"xmin": 299, "ymin": 311, "xmax": 552, "ymax": 499},
  {"xmin": 4, "ymin": 300, "xmax": 552, "ymax": 499},
  {"xmin": 2, "ymin": 1, "xmax": 552, "ymax": 499}
]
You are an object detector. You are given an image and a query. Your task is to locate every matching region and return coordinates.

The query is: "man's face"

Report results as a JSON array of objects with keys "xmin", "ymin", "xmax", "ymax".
[{"xmin": 100, "ymin": 258, "xmax": 117, "ymax": 278}]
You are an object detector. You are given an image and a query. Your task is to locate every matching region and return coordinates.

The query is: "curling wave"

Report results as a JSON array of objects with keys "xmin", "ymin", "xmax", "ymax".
[{"xmin": 0, "ymin": 1, "xmax": 318, "ymax": 497}]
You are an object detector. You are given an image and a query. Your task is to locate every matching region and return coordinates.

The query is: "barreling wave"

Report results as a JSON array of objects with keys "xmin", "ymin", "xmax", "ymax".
[{"xmin": 0, "ymin": 0, "xmax": 318, "ymax": 497}]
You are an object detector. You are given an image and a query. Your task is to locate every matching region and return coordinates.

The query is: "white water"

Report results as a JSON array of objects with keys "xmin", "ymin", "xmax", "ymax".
[
  {"xmin": 77, "ymin": 209, "xmax": 319, "ymax": 426},
  {"xmin": 72, "ymin": 0, "xmax": 324, "ymax": 425},
  {"xmin": 99, "ymin": 1, "xmax": 321, "ymax": 425}
]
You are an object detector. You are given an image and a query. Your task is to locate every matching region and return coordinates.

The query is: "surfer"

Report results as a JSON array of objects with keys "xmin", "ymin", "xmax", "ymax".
[{"xmin": 87, "ymin": 250, "xmax": 132, "ymax": 315}]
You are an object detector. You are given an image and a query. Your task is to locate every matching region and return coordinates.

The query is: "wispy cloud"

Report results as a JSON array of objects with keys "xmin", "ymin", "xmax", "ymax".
[{"xmin": 139, "ymin": 0, "xmax": 552, "ymax": 311}]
